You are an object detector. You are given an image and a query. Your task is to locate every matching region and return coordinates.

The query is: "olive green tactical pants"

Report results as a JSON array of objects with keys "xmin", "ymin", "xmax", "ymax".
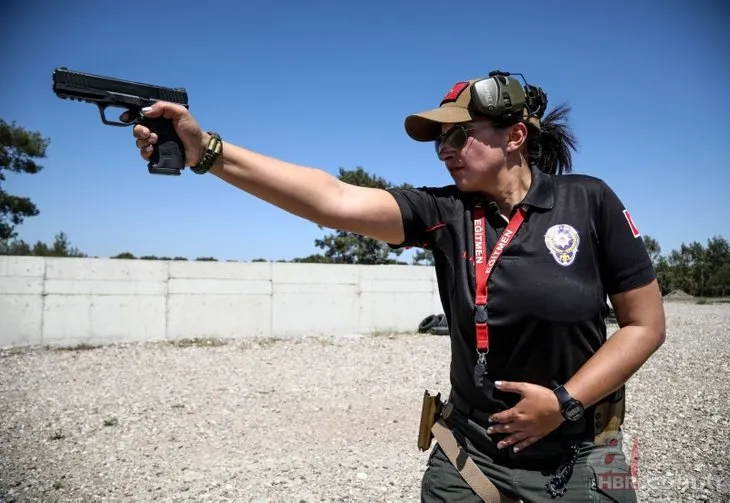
[{"xmin": 421, "ymin": 405, "xmax": 637, "ymax": 502}]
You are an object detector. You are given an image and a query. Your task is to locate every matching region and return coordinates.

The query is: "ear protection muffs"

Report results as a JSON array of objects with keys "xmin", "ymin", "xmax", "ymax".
[{"xmin": 469, "ymin": 70, "xmax": 548, "ymax": 122}]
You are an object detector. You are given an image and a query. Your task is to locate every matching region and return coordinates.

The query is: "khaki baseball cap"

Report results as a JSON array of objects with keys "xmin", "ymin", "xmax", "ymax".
[{"xmin": 404, "ymin": 80, "xmax": 480, "ymax": 142}]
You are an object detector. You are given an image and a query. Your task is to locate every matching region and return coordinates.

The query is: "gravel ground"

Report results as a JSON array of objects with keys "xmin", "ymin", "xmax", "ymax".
[{"xmin": 1, "ymin": 301, "xmax": 728, "ymax": 502}]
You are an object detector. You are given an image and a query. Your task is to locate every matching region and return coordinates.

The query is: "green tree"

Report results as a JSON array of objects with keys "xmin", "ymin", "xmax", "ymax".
[
  {"xmin": 45, "ymin": 232, "xmax": 86, "ymax": 257},
  {"xmin": 667, "ymin": 244, "xmax": 693, "ymax": 294},
  {"xmin": 707, "ymin": 264, "xmax": 730, "ymax": 297},
  {"xmin": 704, "ymin": 236, "xmax": 730, "ymax": 279},
  {"xmin": 656, "ymin": 236, "xmax": 730, "ymax": 297},
  {"xmin": 653, "ymin": 255, "xmax": 672, "ymax": 295},
  {"xmin": 687, "ymin": 241, "xmax": 708, "ymax": 296},
  {"xmin": 0, "ymin": 231, "xmax": 85, "ymax": 257},
  {"xmin": 112, "ymin": 252, "xmax": 137, "ymax": 259},
  {"xmin": 312, "ymin": 167, "xmax": 412, "ymax": 265},
  {"xmin": 702, "ymin": 236, "xmax": 730, "ymax": 297},
  {"xmin": 0, "ymin": 119, "xmax": 50, "ymax": 241},
  {"xmin": 290, "ymin": 254, "xmax": 333, "ymax": 263},
  {"xmin": 412, "ymin": 249, "xmax": 435, "ymax": 266},
  {"xmin": 0, "ymin": 238, "xmax": 31, "ymax": 255},
  {"xmin": 642, "ymin": 235, "xmax": 661, "ymax": 266}
]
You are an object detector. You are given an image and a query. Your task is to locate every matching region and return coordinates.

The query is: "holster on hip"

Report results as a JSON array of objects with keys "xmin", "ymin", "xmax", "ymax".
[
  {"xmin": 592, "ymin": 385, "xmax": 626, "ymax": 445},
  {"xmin": 419, "ymin": 390, "xmax": 521, "ymax": 502},
  {"xmin": 418, "ymin": 390, "xmax": 442, "ymax": 451}
]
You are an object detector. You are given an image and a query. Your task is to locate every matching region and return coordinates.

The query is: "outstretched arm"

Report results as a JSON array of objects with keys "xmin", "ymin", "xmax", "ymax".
[
  {"xmin": 208, "ymin": 141, "xmax": 406, "ymax": 244},
  {"xmin": 131, "ymin": 102, "xmax": 406, "ymax": 245}
]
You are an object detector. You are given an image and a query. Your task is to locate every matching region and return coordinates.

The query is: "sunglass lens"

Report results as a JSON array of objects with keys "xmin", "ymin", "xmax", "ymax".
[
  {"xmin": 435, "ymin": 139, "xmax": 443, "ymax": 157},
  {"xmin": 447, "ymin": 126, "xmax": 468, "ymax": 147},
  {"xmin": 435, "ymin": 125, "xmax": 468, "ymax": 158}
]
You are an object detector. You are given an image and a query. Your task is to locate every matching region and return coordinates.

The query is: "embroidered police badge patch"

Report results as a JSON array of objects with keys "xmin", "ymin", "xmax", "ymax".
[{"xmin": 544, "ymin": 224, "xmax": 580, "ymax": 266}]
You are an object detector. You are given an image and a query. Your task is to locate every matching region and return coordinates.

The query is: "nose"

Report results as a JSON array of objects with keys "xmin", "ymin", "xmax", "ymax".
[
  {"xmin": 436, "ymin": 142, "xmax": 457, "ymax": 161},
  {"xmin": 439, "ymin": 149, "xmax": 456, "ymax": 161}
]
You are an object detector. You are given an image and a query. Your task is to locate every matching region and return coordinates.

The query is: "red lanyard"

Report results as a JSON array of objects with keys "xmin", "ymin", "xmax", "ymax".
[{"xmin": 472, "ymin": 204, "xmax": 527, "ymax": 386}]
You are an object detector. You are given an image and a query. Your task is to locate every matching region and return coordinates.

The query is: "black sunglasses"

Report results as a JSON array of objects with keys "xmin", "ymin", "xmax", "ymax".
[{"xmin": 434, "ymin": 124, "xmax": 478, "ymax": 159}]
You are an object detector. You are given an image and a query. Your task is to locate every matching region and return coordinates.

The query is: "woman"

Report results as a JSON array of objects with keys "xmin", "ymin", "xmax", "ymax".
[{"xmin": 128, "ymin": 71, "xmax": 665, "ymax": 502}]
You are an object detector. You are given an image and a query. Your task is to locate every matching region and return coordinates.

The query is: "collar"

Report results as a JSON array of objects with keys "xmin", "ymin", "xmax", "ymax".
[
  {"xmin": 521, "ymin": 164, "xmax": 555, "ymax": 210},
  {"xmin": 469, "ymin": 164, "xmax": 555, "ymax": 213}
]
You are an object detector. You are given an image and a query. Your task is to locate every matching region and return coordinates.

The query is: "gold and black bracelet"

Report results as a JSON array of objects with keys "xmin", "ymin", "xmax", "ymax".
[{"xmin": 190, "ymin": 132, "xmax": 223, "ymax": 174}]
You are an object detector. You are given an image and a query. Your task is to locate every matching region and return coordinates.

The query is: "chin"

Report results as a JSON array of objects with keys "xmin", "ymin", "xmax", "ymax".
[{"xmin": 451, "ymin": 174, "xmax": 478, "ymax": 192}]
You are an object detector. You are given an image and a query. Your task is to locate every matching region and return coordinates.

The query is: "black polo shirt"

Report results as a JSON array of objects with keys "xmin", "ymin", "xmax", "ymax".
[{"xmin": 387, "ymin": 165, "xmax": 656, "ymax": 434}]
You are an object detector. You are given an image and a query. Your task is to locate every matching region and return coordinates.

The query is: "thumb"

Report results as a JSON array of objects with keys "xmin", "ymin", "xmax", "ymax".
[
  {"xmin": 141, "ymin": 101, "xmax": 187, "ymax": 120},
  {"xmin": 494, "ymin": 380, "xmax": 526, "ymax": 394}
]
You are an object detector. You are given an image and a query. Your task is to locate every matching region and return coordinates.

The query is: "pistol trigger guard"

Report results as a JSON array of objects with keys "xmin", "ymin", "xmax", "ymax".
[{"xmin": 97, "ymin": 103, "xmax": 137, "ymax": 127}]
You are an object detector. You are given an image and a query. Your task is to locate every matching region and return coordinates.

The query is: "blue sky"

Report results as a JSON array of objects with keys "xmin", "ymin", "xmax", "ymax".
[{"xmin": 2, "ymin": 0, "xmax": 728, "ymax": 261}]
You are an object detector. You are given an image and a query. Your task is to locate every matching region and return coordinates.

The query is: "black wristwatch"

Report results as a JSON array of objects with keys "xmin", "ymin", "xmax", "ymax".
[{"xmin": 553, "ymin": 385, "xmax": 584, "ymax": 422}]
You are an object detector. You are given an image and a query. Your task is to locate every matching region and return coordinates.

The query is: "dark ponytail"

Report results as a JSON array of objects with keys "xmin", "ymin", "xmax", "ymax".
[{"xmin": 525, "ymin": 103, "xmax": 578, "ymax": 175}]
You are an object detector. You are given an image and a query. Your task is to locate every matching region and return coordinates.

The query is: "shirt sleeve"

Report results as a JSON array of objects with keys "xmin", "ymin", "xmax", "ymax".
[
  {"xmin": 386, "ymin": 186, "xmax": 461, "ymax": 249},
  {"xmin": 597, "ymin": 181, "xmax": 657, "ymax": 295}
]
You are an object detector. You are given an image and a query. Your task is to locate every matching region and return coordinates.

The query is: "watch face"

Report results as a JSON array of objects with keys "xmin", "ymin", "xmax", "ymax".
[{"xmin": 564, "ymin": 402, "xmax": 584, "ymax": 421}]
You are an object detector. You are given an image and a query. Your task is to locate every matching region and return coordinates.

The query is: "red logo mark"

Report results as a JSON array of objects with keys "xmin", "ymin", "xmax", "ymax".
[
  {"xmin": 441, "ymin": 82, "xmax": 469, "ymax": 104},
  {"xmin": 595, "ymin": 434, "xmax": 640, "ymax": 491},
  {"xmin": 623, "ymin": 209, "xmax": 640, "ymax": 238}
]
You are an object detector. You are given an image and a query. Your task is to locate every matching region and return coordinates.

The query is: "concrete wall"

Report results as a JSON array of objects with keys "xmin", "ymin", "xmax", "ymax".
[{"xmin": 0, "ymin": 256, "xmax": 443, "ymax": 348}]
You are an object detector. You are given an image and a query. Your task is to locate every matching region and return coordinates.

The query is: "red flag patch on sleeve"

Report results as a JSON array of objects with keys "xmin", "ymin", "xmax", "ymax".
[
  {"xmin": 441, "ymin": 82, "xmax": 469, "ymax": 104},
  {"xmin": 623, "ymin": 209, "xmax": 641, "ymax": 238}
]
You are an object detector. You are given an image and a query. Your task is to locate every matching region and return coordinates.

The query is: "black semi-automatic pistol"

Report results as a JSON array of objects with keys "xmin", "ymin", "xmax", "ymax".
[{"xmin": 52, "ymin": 67, "xmax": 189, "ymax": 175}]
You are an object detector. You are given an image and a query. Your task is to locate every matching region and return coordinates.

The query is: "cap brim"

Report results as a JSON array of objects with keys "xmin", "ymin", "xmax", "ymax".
[{"xmin": 404, "ymin": 106, "xmax": 476, "ymax": 142}]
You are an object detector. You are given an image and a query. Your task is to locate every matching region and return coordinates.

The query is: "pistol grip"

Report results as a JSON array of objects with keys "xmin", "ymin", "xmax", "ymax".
[{"xmin": 142, "ymin": 117, "xmax": 185, "ymax": 175}]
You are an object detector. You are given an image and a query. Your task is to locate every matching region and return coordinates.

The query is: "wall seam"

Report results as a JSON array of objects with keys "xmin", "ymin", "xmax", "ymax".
[
  {"xmin": 165, "ymin": 261, "xmax": 171, "ymax": 340},
  {"xmin": 39, "ymin": 257, "xmax": 48, "ymax": 346}
]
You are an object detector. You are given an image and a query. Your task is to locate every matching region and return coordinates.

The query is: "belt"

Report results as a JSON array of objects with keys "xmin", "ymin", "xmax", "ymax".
[
  {"xmin": 434, "ymin": 401, "xmax": 523, "ymax": 502},
  {"xmin": 447, "ymin": 389, "xmax": 493, "ymax": 423}
]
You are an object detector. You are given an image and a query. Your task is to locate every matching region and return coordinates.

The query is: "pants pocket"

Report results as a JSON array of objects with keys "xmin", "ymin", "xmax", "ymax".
[
  {"xmin": 421, "ymin": 443, "xmax": 485, "ymax": 503},
  {"xmin": 587, "ymin": 462, "xmax": 638, "ymax": 503}
]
